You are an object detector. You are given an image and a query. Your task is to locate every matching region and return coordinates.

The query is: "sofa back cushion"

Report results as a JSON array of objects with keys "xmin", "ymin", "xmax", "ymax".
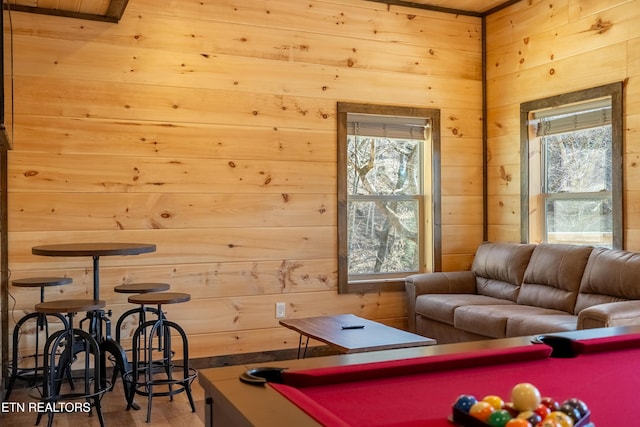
[
  {"xmin": 472, "ymin": 242, "xmax": 536, "ymax": 302},
  {"xmin": 517, "ymin": 244, "xmax": 592, "ymax": 313},
  {"xmin": 575, "ymin": 247, "xmax": 640, "ymax": 312}
]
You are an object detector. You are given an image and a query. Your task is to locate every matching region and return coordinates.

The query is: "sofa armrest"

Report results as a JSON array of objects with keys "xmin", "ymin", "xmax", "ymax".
[
  {"xmin": 404, "ymin": 271, "xmax": 476, "ymax": 331},
  {"xmin": 578, "ymin": 301, "xmax": 640, "ymax": 329}
]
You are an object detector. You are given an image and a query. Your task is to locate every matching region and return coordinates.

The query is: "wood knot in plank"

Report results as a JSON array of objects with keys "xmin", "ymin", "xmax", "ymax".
[
  {"xmin": 499, "ymin": 165, "xmax": 512, "ymax": 183},
  {"xmin": 589, "ymin": 18, "xmax": 613, "ymax": 34}
]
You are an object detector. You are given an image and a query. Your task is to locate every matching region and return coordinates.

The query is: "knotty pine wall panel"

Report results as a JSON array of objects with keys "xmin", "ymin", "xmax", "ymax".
[
  {"xmin": 6, "ymin": 0, "xmax": 483, "ymax": 359},
  {"xmin": 9, "ymin": 193, "xmax": 336, "ymax": 231},
  {"xmin": 485, "ymin": 0, "xmax": 640, "ymax": 245}
]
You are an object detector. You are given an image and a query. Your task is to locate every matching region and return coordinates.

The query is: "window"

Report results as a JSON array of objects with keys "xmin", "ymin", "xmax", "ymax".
[
  {"xmin": 520, "ymin": 83, "xmax": 623, "ymax": 249},
  {"xmin": 337, "ymin": 103, "xmax": 441, "ymax": 293}
]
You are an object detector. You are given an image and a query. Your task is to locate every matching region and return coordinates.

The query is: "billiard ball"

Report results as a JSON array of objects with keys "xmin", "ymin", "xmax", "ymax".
[
  {"xmin": 483, "ymin": 395, "xmax": 505, "ymax": 411},
  {"xmin": 505, "ymin": 419, "xmax": 532, "ymax": 427},
  {"xmin": 487, "ymin": 409, "xmax": 513, "ymax": 427},
  {"xmin": 454, "ymin": 395, "xmax": 477, "ymax": 413},
  {"xmin": 512, "ymin": 383, "xmax": 542, "ymax": 412},
  {"xmin": 517, "ymin": 410, "xmax": 542, "ymax": 425},
  {"xmin": 534, "ymin": 403, "xmax": 551, "ymax": 420},
  {"xmin": 562, "ymin": 398, "xmax": 588, "ymax": 418},
  {"xmin": 536, "ymin": 420, "xmax": 561, "ymax": 427},
  {"xmin": 545, "ymin": 411, "xmax": 574, "ymax": 427},
  {"xmin": 470, "ymin": 401, "xmax": 495, "ymax": 421},
  {"xmin": 559, "ymin": 403, "xmax": 581, "ymax": 422},
  {"xmin": 540, "ymin": 397, "xmax": 560, "ymax": 411}
]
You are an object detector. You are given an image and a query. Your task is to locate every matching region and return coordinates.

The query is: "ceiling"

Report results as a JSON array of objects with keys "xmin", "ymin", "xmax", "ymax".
[{"xmin": 4, "ymin": 0, "xmax": 518, "ymax": 22}]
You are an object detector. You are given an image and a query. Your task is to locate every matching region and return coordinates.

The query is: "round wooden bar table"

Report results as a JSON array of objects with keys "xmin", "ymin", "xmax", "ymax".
[{"xmin": 32, "ymin": 242, "xmax": 156, "ymax": 300}]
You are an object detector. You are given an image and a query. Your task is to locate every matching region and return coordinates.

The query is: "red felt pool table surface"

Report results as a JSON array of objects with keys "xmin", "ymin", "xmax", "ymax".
[{"xmin": 269, "ymin": 333, "xmax": 640, "ymax": 426}]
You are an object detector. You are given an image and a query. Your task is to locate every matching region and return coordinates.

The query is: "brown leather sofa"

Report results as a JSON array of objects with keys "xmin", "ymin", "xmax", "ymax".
[{"xmin": 405, "ymin": 242, "xmax": 640, "ymax": 344}]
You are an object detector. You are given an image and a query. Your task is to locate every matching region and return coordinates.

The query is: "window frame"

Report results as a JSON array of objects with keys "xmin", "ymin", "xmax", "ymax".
[
  {"xmin": 520, "ymin": 82, "xmax": 624, "ymax": 249},
  {"xmin": 337, "ymin": 102, "xmax": 441, "ymax": 294}
]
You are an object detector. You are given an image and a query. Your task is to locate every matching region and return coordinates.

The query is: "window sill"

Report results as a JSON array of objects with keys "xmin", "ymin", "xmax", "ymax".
[{"xmin": 344, "ymin": 278, "xmax": 406, "ymax": 294}]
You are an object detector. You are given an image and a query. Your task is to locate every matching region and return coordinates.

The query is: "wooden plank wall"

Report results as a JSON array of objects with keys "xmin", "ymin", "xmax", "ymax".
[
  {"xmin": 4, "ymin": 0, "xmax": 483, "ymax": 360},
  {"xmin": 486, "ymin": 0, "xmax": 640, "ymax": 248}
]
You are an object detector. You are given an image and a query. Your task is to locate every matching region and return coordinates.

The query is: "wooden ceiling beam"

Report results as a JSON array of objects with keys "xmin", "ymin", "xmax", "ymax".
[
  {"xmin": 3, "ymin": 0, "xmax": 130, "ymax": 23},
  {"xmin": 106, "ymin": 0, "xmax": 129, "ymax": 21},
  {"xmin": 363, "ymin": 0, "xmax": 523, "ymax": 16},
  {"xmin": 364, "ymin": 0, "xmax": 481, "ymax": 16}
]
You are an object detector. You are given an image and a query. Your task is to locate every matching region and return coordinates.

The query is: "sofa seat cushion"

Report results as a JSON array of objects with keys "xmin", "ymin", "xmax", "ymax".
[
  {"xmin": 506, "ymin": 311, "xmax": 578, "ymax": 336},
  {"xmin": 575, "ymin": 247, "xmax": 640, "ymax": 313},
  {"xmin": 453, "ymin": 305, "xmax": 574, "ymax": 339},
  {"xmin": 517, "ymin": 243, "xmax": 592, "ymax": 313},
  {"xmin": 415, "ymin": 294, "xmax": 514, "ymax": 326}
]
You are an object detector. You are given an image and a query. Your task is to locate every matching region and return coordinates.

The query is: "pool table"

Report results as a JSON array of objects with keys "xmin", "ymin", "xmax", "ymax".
[{"xmin": 199, "ymin": 325, "xmax": 640, "ymax": 427}]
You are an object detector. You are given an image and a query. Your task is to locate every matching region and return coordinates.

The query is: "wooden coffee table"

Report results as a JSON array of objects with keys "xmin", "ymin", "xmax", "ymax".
[{"xmin": 279, "ymin": 314, "xmax": 436, "ymax": 358}]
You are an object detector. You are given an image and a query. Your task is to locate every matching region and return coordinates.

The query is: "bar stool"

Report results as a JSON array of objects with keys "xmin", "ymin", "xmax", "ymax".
[
  {"xmin": 35, "ymin": 299, "xmax": 108, "ymax": 427},
  {"xmin": 111, "ymin": 283, "xmax": 170, "ymax": 390},
  {"xmin": 114, "ymin": 282, "xmax": 170, "ymax": 342},
  {"xmin": 6, "ymin": 277, "xmax": 72, "ymax": 399},
  {"xmin": 125, "ymin": 292, "xmax": 197, "ymax": 423}
]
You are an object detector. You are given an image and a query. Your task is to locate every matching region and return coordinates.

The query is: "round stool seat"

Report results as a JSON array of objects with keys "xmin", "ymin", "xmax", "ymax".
[
  {"xmin": 35, "ymin": 299, "xmax": 105, "ymax": 314},
  {"xmin": 115, "ymin": 283, "xmax": 170, "ymax": 294},
  {"xmin": 128, "ymin": 292, "xmax": 190, "ymax": 305},
  {"xmin": 12, "ymin": 277, "xmax": 72, "ymax": 288}
]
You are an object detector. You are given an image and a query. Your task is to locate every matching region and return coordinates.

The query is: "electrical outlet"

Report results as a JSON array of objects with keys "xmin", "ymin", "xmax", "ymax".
[{"xmin": 275, "ymin": 302, "xmax": 286, "ymax": 319}]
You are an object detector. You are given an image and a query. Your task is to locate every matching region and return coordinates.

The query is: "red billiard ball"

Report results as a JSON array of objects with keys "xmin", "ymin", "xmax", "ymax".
[
  {"xmin": 540, "ymin": 397, "xmax": 560, "ymax": 411},
  {"xmin": 534, "ymin": 404, "xmax": 551, "ymax": 420}
]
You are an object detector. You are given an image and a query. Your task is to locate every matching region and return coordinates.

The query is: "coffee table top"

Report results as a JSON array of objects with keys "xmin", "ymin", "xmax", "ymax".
[{"xmin": 279, "ymin": 314, "xmax": 436, "ymax": 354}]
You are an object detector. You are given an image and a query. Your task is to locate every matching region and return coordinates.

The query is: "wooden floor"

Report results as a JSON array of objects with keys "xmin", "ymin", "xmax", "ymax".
[{"xmin": 0, "ymin": 376, "xmax": 205, "ymax": 427}]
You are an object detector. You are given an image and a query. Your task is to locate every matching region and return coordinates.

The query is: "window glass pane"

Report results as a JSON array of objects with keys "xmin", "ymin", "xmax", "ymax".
[
  {"xmin": 346, "ymin": 113, "xmax": 425, "ymax": 279},
  {"xmin": 544, "ymin": 198, "xmax": 612, "ymax": 247},
  {"xmin": 347, "ymin": 136, "xmax": 422, "ymax": 197},
  {"xmin": 347, "ymin": 199, "xmax": 419, "ymax": 275},
  {"xmin": 543, "ymin": 125, "xmax": 612, "ymax": 194}
]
